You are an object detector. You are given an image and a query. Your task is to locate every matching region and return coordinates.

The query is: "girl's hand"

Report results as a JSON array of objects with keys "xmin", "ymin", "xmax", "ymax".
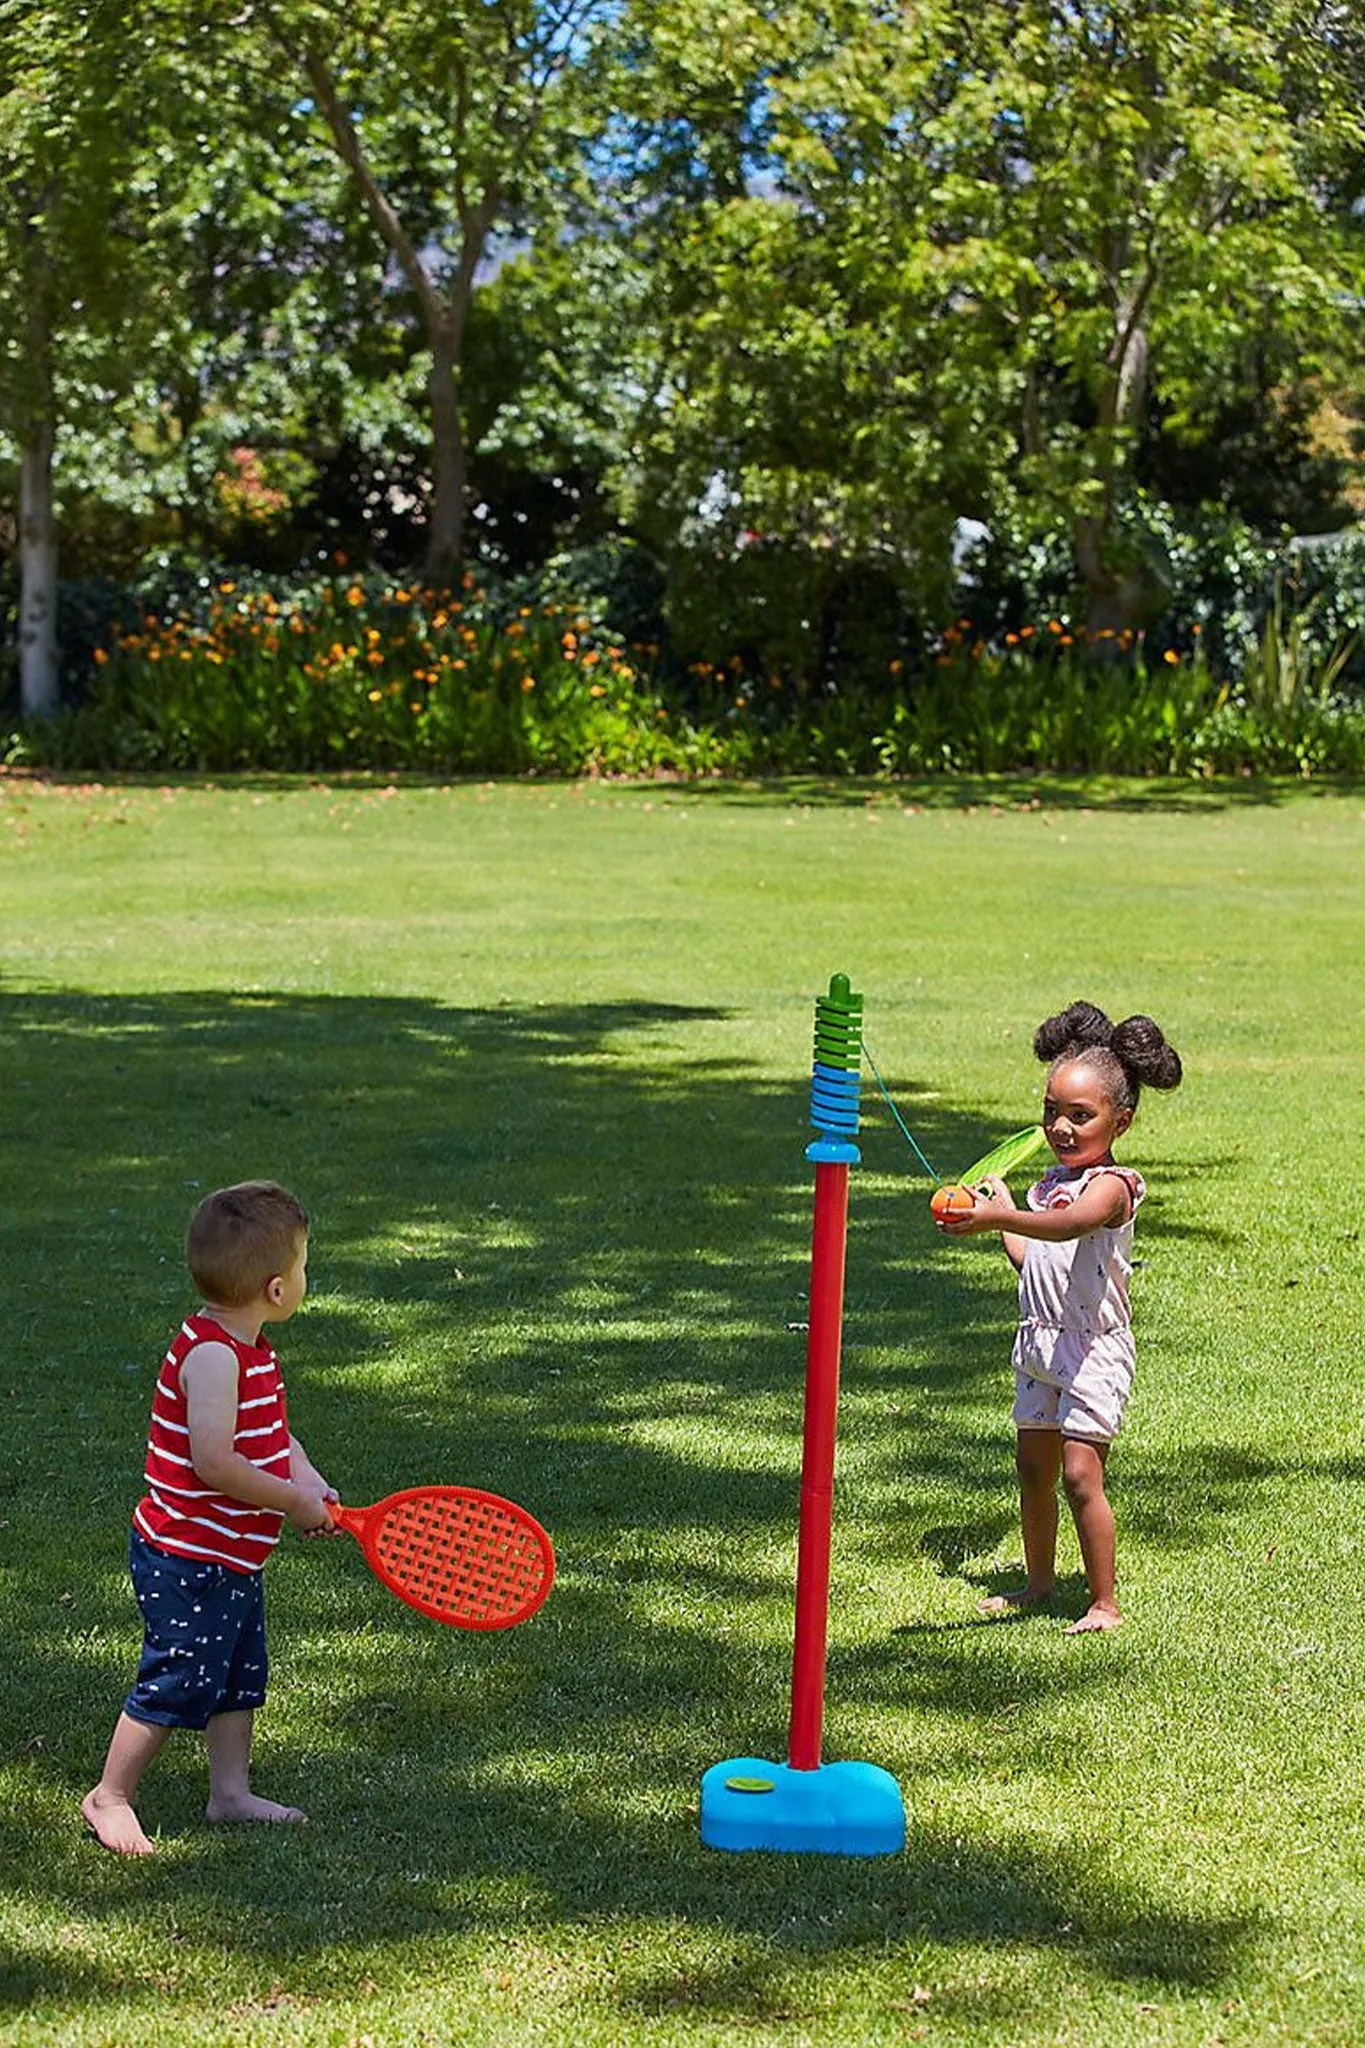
[{"xmin": 937, "ymin": 1175, "xmax": 1015, "ymax": 1236}]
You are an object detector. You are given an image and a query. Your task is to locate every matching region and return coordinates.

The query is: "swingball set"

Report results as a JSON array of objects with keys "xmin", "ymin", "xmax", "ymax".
[
  {"xmin": 700, "ymin": 973, "xmax": 1046, "ymax": 1858},
  {"xmin": 700, "ymin": 973, "xmax": 904, "ymax": 1857}
]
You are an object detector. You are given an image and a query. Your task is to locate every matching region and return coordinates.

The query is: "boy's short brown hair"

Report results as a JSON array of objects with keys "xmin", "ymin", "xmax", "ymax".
[{"xmin": 186, "ymin": 1181, "xmax": 309, "ymax": 1307}]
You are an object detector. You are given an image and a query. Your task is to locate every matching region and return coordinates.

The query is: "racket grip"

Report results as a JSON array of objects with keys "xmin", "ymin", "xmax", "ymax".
[{"xmin": 326, "ymin": 1502, "xmax": 366, "ymax": 1538}]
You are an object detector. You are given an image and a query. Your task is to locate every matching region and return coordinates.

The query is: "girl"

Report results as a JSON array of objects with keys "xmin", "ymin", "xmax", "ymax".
[{"xmin": 939, "ymin": 1001, "xmax": 1182, "ymax": 1633}]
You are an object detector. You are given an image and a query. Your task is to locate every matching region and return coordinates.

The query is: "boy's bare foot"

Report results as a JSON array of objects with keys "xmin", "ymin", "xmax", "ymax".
[
  {"xmin": 82, "ymin": 1787, "xmax": 156, "ymax": 1856},
  {"xmin": 1065, "ymin": 1602, "xmax": 1122, "ymax": 1635},
  {"xmin": 205, "ymin": 1792, "xmax": 306, "ymax": 1825},
  {"xmin": 978, "ymin": 1586, "xmax": 1054, "ymax": 1617}
]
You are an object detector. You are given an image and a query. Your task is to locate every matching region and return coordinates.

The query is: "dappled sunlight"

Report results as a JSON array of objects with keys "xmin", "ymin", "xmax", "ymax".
[{"xmin": 0, "ymin": 973, "xmax": 1349, "ymax": 2033}]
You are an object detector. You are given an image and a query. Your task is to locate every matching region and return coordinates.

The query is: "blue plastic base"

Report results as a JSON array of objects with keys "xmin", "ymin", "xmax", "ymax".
[
  {"xmin": 700, "ymin": 1757, "xmax": 905, "ymax": 1856},
  {"xmin": 806, "ymin": 1138, "xmax": 861, "ymax": 1164}
]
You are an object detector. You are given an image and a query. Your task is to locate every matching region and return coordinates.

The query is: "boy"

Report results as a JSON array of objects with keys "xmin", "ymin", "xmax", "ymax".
[{"xmin": 82, "ymin": 1181, "xmax": 338, "ymax": 1855}]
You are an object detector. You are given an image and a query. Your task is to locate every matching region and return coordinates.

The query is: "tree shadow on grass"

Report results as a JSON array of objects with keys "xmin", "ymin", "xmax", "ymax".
[
  {"xmin": 0, "ymin": 989, "xmax": 1266, "ymax": 2018},
  {"xmin": 602, "ymin": 771, "xmax": 1345, "ymax": 815},
  {"xmin": 6, "ymin": 766, "xmax": 1346, "ymax": 814}
]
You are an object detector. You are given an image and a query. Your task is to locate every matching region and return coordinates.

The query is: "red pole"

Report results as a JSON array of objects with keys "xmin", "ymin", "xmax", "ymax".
[{"xmin": 787, "ymin": 1159, "xmax": 850, "ymax": 1772}]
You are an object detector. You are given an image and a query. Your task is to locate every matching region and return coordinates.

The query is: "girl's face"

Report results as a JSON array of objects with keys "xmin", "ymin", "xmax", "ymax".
[{"xmin": 1042, "ymin": 1058, "xmax": 1132, "ymax": 1170}]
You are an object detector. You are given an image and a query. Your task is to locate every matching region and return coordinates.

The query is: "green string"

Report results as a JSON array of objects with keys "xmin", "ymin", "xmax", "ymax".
[{"xmin": 859, "ymin": 1037, "xmax": 944, "ymax": 1184}]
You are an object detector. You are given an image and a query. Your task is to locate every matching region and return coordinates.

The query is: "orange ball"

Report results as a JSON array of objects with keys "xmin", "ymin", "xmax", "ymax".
[{"xmin": 930, "ymin": 1183, "xmax": 976, "ymax": 1220}]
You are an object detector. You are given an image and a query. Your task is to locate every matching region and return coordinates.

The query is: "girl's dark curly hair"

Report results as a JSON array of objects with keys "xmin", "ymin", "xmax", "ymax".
[{"xmin": 1034, "ymin": 1000, "xmax": 1182, "ymax": 1113}]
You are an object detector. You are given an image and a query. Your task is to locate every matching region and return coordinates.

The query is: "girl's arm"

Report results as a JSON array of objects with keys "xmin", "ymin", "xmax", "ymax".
[
  {"xmin": 182, "ymin": 1344, "xmax": 333, "ymax": 1531},
  {"xmin": 938, "ymin": 1170, "xmax": 1132, "ymax": 1243}
]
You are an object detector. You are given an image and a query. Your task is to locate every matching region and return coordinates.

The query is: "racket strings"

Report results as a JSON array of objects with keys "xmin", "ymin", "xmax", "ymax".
[{"xmin": 372, "ymin": 1494, "xmax": 548, "ymax": 1623}]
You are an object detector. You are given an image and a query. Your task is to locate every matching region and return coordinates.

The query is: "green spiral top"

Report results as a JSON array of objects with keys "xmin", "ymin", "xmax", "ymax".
[{"xmin": 812, "ymin": 972, "xmax": 863, "ymax": 1072}]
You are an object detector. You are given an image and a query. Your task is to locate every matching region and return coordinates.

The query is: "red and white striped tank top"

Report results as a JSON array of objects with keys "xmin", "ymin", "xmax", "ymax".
[{"xmin": 133, "ymin": 1313, "xmax": 291, "ymax": 1574}]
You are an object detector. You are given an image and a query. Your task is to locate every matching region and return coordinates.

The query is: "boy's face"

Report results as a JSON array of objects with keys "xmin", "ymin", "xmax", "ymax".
[{"xmin": 264, "ymin": 1235, "xmax": 309, "ymax": 1321}]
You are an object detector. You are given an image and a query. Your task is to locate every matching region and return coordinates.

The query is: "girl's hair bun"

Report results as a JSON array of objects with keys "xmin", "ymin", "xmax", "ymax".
[
  {"xmin": 1033, "ymin": 1000, "xmax": 1113, "ymax": 1063},
  {"xmin": 1034, "ymin": 1000, "xmax": 1182, "ymax": 1110},
  {"xmin": 1110, "ymin": 1013, "xmax": 1183, "ymax": 1093}
]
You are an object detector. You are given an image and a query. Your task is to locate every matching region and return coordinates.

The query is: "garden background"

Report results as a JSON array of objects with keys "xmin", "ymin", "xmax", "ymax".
[{"xmin": 2, "ymin": 0, "xmax": 1364, "ymax": 777}]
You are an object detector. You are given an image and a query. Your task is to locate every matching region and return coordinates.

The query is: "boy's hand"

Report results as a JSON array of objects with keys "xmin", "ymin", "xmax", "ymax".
[
  {"xmin": 288, "ymin": 1486, "xmax": 341, "ymax": 1536},
  {"xmin": 938, "ymin": 1174, "xmax": 1015, "ymax": 1236}
]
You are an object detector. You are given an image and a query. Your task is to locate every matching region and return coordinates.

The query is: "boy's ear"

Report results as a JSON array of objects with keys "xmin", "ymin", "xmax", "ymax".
[{"xmin": 264, "ymin": 1273, "xmax": 285, "ymax": 1306}]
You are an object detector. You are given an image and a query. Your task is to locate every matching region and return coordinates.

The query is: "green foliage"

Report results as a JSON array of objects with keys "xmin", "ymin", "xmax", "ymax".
[
  {"xmin": 29, "ymin": 569, "xmax": 706, "ymax": 776},
  {"xmin": 601, "ymin": 0, "xmax": 1365, "ymax": 634}
]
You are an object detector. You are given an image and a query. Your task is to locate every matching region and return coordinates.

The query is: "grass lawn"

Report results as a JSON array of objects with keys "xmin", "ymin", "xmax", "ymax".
[{"xmin": 1, "ymin": 770, "xmax": 1363, "ymax": 2048}]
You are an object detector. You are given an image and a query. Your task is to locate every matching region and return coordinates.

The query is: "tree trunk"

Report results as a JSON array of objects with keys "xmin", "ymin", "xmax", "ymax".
[
  {"xmin": 19, "ymin": 415, "xmax": 59, "ymax": 719},
  {"xmin": 426, "ymin": 326, "xmax": 466, "ymax": 581},
  {"xmin": 1074, "ymin": 277, "xmax": 1154, "ymax": 639},
  {"xmin": 1074, "ymin": 512, "xmax": 1146, "ymax": 641}
]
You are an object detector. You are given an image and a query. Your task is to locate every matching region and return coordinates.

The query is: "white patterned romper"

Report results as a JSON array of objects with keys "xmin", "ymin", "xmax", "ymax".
[{"xmin": 1012, "ymin": 1163, "xmax": 1146, "ymax": 1443}]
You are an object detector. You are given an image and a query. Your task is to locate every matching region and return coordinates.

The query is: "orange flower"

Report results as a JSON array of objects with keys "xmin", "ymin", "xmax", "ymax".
[
  {"xmin": 346, "ymin": 585, "xmax": 364, "ymax": 607},
  {"xmin": 521, "ymin": 675, "xmax": 536, "ymax": 692},
  {"xmin": 1163, "ymin": 648, "xmax": 1180, "ymax": 665},
  {"xmin": 1004, "ymin": 632, "xmax": 1019, "ymax": 647},
  {"xmin": 589, "ymin": 683, "xmax": 606, "ymax": 698},
  {"xmin": 93, "ymin": 647, "xmax": 108, "ymax": 666},
  {"xmin": 367, "ymin": 688, "xmax": 383, "ymax": 702},
  {"xmin": 1059, "ymin": 634, "xmax": 1073, "ymax": 647}
]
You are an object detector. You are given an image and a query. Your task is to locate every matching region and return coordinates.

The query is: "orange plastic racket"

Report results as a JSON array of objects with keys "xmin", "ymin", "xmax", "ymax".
[{"xmin": 328, "ymin": 1486, "xmax": 554, "ymax": 1630}]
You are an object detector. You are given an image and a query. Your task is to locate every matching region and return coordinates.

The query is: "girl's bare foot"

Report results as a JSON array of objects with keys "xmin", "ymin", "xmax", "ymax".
[
  {"xmin": 205, "ymin": 1792, "xmax": 306, "ymax": 1824},
  {"xmin": 978, "ymin": 1586, "xmax": 1054, "ymax": 1617},
  {"xmin": 82, "ymin": 1787, "xmax": 156, "ymax": 1856},
  {"xmin": 1065, "ymin": 1602, "xmax": 1122, "ymax": 1635}
]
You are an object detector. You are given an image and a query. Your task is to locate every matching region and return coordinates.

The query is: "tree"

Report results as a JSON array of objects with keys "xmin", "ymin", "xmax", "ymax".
[
  {"xmin": 223, "ymin": 0, "xmax": 613, "ymax": 578},
  {"xmin": 0, "ymin": 1, "xmax": 148, "ymax": 714},
  {"xmin": 601, "ymin": 0, "xmax": 1364, "ymax": 643}
]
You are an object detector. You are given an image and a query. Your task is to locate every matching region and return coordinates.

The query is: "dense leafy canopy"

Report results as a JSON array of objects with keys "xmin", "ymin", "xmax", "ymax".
[{"xmin": 1, "ymin": 0, "xmax": 1361, "ymax": 711}]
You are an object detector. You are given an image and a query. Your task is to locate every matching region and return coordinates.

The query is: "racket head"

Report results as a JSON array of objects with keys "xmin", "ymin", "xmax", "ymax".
[{"xmin": 345, "ymin": 1485, "xmax": 554, "ymax": 1630}]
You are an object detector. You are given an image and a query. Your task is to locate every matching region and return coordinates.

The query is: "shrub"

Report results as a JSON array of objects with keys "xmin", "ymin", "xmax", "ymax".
[{"xmin": 23, "ymin": 570, "xmax": 704, "ymax": 777}]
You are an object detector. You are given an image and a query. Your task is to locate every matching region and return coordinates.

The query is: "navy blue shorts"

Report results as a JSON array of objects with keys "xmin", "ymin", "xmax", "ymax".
[{"xmin": 124, "ymin": 1528, "xmax": 269, "ymax": 1729}]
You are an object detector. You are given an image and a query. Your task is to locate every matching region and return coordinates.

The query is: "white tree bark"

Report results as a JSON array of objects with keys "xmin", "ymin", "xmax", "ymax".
[{"xmin": 19, "ymin": 418, "xmax": 59, "ymax": 719}]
